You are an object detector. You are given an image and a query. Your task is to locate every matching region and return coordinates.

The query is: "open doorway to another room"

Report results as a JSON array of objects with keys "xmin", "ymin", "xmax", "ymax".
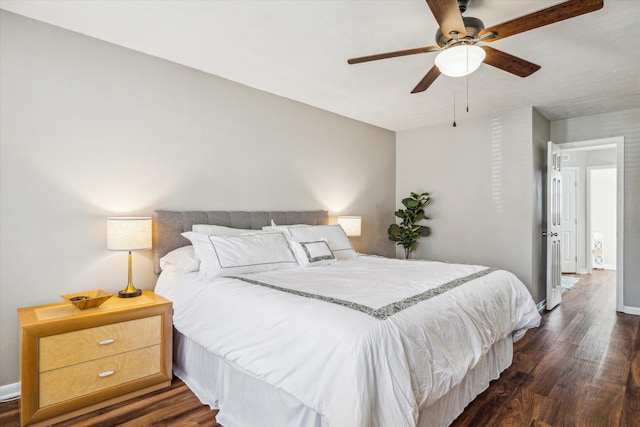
[{"xmin": 559, "ymin": 145, "xmax": 618, "ymax": 296}]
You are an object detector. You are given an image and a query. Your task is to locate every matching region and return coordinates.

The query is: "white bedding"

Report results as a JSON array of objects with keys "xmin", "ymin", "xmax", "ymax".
[{"xmin": 156, "ymin": 255, "xmax": 540, "ymax": 427}]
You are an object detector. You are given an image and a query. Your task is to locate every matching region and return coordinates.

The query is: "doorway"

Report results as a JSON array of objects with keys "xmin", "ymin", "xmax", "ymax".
[
  {"xmin": 555, "ymin": 136, "xmax": 624, "ymax": 312},
  {"xmin": 588, "ymin": 167, "xmax": 617, "ymax": 271}
]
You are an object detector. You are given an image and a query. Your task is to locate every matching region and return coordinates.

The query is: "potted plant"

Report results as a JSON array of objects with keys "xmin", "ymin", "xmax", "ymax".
[{"xmin": 388, "ymin": 192, "xmax": 431, "ymax": 259}]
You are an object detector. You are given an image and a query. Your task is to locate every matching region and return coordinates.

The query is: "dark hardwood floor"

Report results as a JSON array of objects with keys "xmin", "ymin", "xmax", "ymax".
[
  {"xmin": 2, "ymin": 270, "xmax": 637, "ymax": 426},
  {"xmin": 0, "ymin": 379, "xmax": 220, "ymax": 427},
  {"xmin": 452, "ymin": 270, "xmax": 639, "ymax": 427}
]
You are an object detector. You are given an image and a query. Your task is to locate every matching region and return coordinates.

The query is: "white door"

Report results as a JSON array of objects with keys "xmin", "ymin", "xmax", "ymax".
[
  {"xmin": 561, "ymin": 168, "xmax": 578, "ymax": 273},
  {"xmin": 546, "ymin": 141, "xmax": 563, "ymax": 310}
]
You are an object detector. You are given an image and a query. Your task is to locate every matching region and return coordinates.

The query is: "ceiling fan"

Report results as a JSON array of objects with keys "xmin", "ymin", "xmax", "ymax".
[{"xmin": 348, "ymin": 0, "xmax": 604, "ymax": 94}]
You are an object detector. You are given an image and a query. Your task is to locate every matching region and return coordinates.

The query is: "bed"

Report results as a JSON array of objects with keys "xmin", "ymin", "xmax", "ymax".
[{"xmin": 152, "ymin": 210, "xmax": 541, "ymax": 427}]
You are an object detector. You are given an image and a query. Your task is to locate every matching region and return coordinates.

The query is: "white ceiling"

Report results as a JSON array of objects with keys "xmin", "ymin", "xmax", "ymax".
[{"xmin": 1, "ymin": 0, "xmax": 638, "ymax": 131}]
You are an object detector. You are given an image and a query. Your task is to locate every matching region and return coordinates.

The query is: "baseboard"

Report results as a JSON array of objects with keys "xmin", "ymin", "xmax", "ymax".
[
  {"xmin": 578, "ymin": 269, "xmax": 588, "ymax": 274},
  {"xmin": 536, "ymin": 300, "xmax": 546, "ymax": 312},
  {"xmin": 0, "ymin": 381, "xmax": 20, "ymax": 401},
  {"xmin": 622, "ymin": 306, "xmax": 640, "ymax": 316},
  {"xmin": 603, "ymin": 264, "xmax": 616, "ymax": 271}
]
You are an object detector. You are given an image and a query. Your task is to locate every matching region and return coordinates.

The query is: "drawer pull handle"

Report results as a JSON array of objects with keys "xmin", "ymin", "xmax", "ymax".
[
  {"xmin": 98, "ymin": 370, "xmax": 115, "ymax": 378},
  {"xmin": 99, "ymin": 339, "xmax": 115, "ymax": 345}
]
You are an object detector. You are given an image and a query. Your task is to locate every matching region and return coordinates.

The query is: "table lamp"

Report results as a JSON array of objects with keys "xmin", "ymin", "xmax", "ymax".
[
  {"xmin": 337, "ymin": 216, "xmax": 362, "ymax": 237},
  {"xmin": 107, "ymin": 217, "xmax": 152, "ymax": 298}
]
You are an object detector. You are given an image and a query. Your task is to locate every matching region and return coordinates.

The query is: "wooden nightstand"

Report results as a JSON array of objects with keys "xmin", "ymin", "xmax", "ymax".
[{"xmin": 18, "ymin": 290, "xmax": 172, "ymax": 427}]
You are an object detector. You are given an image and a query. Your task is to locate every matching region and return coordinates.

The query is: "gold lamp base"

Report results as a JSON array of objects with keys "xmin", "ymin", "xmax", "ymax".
[
  {"xmin": 118, "ymin": 251, "xmax": 142, "ymax": 298},
  {"xmin": 118, "ymin": 283, "xmax": 142, "ymax": 298}
]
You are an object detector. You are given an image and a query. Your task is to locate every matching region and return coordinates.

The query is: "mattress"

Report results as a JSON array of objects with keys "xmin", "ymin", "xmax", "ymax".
[{"xmin": 155, "ymin": 255, "xmax": 540, "ymax": 427}]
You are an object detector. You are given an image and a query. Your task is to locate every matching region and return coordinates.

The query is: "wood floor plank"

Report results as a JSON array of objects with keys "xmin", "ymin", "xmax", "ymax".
[
  {"xmin": 0, "ymin": 399, "xmax": 19, "ymax": 426},
  {"xmin": 511, "ymin": 328, "xmax": 560, "ymax": 374},
  {"xmin": 573, "ymin": 379, "xmax": 626, "ymax": 427},
  {"xmin": 450, "ymin": 369, "xmax": 531, "ymax": 426},
  {"xmin": 524, "ymin": 339, "xmax": 579, "ymax": 397},
  {"xmin": 546, "ymin": 360, "xmax": 625, "ymax": 426},
  {"xmin": 1, "ymin": 270, "xmax": 637, "ymax": 427},
  {"xmin": 620, "ymin": 340, "xmax": 640, "ymax": 427},
  {"xmin": 53, "ymin": 381, "xmax": 198, "ymax": 426},
  {"xmin": 489, "ymin": 388, "xmax": 559, "ymax": 427}
]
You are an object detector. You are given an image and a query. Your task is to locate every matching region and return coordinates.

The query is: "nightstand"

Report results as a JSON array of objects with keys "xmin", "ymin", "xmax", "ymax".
[{"xmin": 18, "ymin": 290, "xmax": 172, "ymax": 427}]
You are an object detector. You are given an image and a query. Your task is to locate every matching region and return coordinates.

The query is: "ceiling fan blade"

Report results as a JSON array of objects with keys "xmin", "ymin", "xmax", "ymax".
[
  {"xmin": 481, "ymin": 46, "xmax": 540, "ymax": 77},
  {"xmin": 480, "ymin": 0, "xmax": 603, "ymax": 42},
  {"xmin": 426, "ymin": 0, "xmax": 466, "ymax": 38},
  {"xmin": 347, "ymin": 46, "xmax": 440, "ymax": 64},
  {"xmin": 411, "ymin": 65, "xmax": 441, "ymax": 93}
]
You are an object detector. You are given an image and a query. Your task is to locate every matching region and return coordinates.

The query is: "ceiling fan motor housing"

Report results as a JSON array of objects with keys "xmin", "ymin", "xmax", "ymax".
[{"xmin": 435, "ymin": 16, "xmax": 485, "ymax": 47}]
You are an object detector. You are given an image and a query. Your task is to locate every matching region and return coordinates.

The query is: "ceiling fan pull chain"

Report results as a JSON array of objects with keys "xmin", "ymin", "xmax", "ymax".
[
  {"xmin": 466, "ymin": 73, "xmax": 469, "ymax": 113},
  {"xmin": 452, "ymin": 80, "xmax": 457, "ymax": 127},
  {"xmin": 466, "ymin": 46, "xmax": 470, "ymax": 113}
]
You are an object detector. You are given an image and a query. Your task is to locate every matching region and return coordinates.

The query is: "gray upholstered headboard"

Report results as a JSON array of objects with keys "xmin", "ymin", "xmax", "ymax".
[{"xmin": 153, "ymin": 210, "xmax": 329, "ymax": 273}]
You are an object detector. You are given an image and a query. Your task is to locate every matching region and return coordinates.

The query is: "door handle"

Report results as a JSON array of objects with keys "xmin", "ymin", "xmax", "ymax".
[{"xmin": 542, "ymin": 232, "xmax": 558, "ymax": 237}]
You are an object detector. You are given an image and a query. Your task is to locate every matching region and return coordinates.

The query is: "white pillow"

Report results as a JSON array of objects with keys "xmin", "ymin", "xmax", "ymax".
[
  {"xmin": 262, "ymin": 224, "xmax": 310, "ymax": 232},
  {"xmin": 192, "ymin": 224, "xmax": 258, "ymax": 235},
  {"xmin": 159, "ymin": 246, "xmax": 200, "ymax": 272},
  {"xmin": 275, "ymin": 224, "xmax": 357, "ymax": 261},
  {"xmin": 291, "ymin": 240, "xmax": 336, "ymax": 266},
  {"xmin": 182, "ymin": 231, "xmax": 299, "ymax": 280}
]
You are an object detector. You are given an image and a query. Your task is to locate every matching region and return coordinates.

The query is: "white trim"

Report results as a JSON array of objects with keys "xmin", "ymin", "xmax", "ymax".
[
  {"xmin": 560, "ymin": 138, "xmax": 618, "ymax": 151},
  {"xmin": 617, "ymin": 139, "xmax": 624, "ymax": 313},
  {"xmin": 603, "ymin": 264, "xmax": 617, "ymax": 271},
  {"xmin": 623, "ymin": 306, "xmax": 640, "ymax": 316},
  {"xmin": 586, "ymin": 167, "xmax": 592, "ymax": 272},
  {"xmin": 557, "ymin": 136, "xmax": 624, "ymax": 312},
  {"xmin": 0, "ymin": 382, "xmax": 20, "ymax": 401},
  {"xmin": 536, "ymin": 300, "xmax": 546, "ymax": 313}
]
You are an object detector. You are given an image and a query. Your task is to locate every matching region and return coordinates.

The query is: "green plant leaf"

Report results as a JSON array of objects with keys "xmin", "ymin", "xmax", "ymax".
[
  {"xmin": 413, "ymin": 213, "xmax": 427, "ymax": 222},
  {"xmin": 389, "ymin": 191, "xmax": 432, "ymax": 256},
  {"xmin": 417, "ymin": 226, "xmax": 431, "ymax": 237},
  {"xmin": 403, "ymin": 198, "xmax": 419, "ymax": 208}
]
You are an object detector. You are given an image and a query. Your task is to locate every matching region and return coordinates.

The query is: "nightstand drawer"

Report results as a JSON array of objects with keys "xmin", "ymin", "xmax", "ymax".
[
  {"xmin": 39, "ymin": 345, "xmax": 161, "ymax": 407},
  {"xmin": 39, "ymin": 315, "xmax": 161, "ymax": 371}
]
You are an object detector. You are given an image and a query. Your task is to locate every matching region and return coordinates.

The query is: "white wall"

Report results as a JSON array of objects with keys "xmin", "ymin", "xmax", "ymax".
[
  {"xmin": 551, "ymin": 108, "xmax": 640, "ymax": 309},
  {"xmin": 0, "ymin": 11, "xmax": 396, "ymax": 387},
  {"xmin": 590, "ymin": 168, "xmax": 617, "ymax": 269},
  {"xmin": 396, "ymin": 107, "xmax": 548, "ymax": 303}
]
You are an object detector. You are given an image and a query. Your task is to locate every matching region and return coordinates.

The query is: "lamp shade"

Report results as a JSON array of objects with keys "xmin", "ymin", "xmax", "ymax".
[
  {"xmin": 435, "ymin": 45, "xmax": 486, "ymax": 77},
  {"xmin": 107, "ymin": 217, "xmax": 152, "ymax": 251},
  {"xmin": 337, "ymin": 216, "xmax": 362, "ymax": 237}
]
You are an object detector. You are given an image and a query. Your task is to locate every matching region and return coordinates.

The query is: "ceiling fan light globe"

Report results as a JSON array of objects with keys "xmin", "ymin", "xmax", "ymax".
[{"xmin": 435, "ymin": 45, "xmax": 486, "ymax": 77}]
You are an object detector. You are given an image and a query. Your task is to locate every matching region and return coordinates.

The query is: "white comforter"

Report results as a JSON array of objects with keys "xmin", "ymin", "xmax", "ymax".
[{"xmin": 156, "ymin": 256, "xmax": 540, "ymax": 427}]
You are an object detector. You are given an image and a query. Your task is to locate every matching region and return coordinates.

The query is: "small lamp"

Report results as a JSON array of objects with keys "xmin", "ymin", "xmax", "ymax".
[
  {"xmin": 107, "ymin": 217, "xmax": 152, "ymax": 298},
  {"xmin": 434, "ymin": 44, "xmax": 486, "ymax": 77},
  {"xmin": 337, "ymin": 216, "xmax": 362, "ymax": 237}
]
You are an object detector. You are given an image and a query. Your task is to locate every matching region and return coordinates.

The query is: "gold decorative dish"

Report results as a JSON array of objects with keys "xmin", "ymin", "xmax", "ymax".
[{"xmin": 61, "ymin": 289, "xmax": 113, "ymax": 310}]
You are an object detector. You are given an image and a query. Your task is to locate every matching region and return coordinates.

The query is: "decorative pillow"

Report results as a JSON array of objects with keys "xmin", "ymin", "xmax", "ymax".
[
  {"xmin": 159, "ymin": 245, "xmax": 200, "ymax": 272},
  {"xmin": 262, "ymin": 224, "xmax": 310, "ymax": 232},
  {"xmin": 182, "ymin": 231, "xmax": 299, "ymax": 280},
  {"xmin": 291, "ymin": 240, "xmax": 336, "ymax": 266},
  {"xmin": 274, "ymin": 224, "xmax": 357, "ymax": 261},
  {"xmin": 192, "ymin": 224, "xmax": 258, "ymax": 235}
]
